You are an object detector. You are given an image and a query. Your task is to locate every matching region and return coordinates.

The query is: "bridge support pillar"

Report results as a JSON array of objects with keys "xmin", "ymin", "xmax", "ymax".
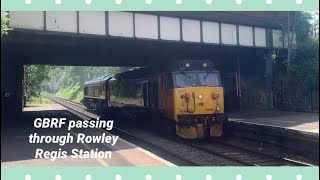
[
  {"xmin": 265, "ymin": 50, "xmax": 274, "ymax": 110},
  {"xmin": 1, "ymin": 45, "xmax": 24, "ymax": 128}
]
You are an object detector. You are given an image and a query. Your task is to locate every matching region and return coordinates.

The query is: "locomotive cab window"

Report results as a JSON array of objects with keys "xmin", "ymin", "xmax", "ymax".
[
  {"xmin": 173, "ymin": 71, "xmax": 221, "ymax": 88},
  {"xmin": 174, "ymin": 72, "xmax": 197, "ymax": 87},
  {"xmin": 198, "ymin": 72, "xmax": 221, "ymax": 87}
]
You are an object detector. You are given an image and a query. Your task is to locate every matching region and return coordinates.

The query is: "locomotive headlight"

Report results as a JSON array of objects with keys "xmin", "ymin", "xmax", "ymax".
[
  {"xmin": 203, "ymin": 63, "xmax": 208, "ymax": 67},
  {"xmin": 186, "ymin": 63, "xmax": 190, "ymax": 68},
  {"xmin": 212, "ymin": 92, "xmax": 219, "ymax": 99}
]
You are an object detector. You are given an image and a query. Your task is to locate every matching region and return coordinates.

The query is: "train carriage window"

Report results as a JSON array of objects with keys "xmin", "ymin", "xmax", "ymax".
[
  {"xmin": 84, "ymin": 87, "xmax": 88, "ymax": 96},
  {"xmin": 90, "ymin": 86, "xmax": 96, "ymax": 97},
  {"xmin": 94, "ymin": 86, "xmax": 99, "ymax": 97},
  {"xmin": 99, "ymin": 86, "xmax": 102, "ymax": 96},
  {"xmin": 88, "ymin": 86, "xmax": 92, "ymax": 96},
  {"xmin": 101, "ymin": 84, "xmax": 104, "ymax": 96}
]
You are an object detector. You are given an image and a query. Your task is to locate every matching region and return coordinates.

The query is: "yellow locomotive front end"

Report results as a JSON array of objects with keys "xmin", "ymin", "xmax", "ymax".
[
  {"xmin": 174, "ymin": 86, "xmax": 227, "ymax": 139},
  {"xmin": 159, "ymin": 60, "xmax": 228, "ymax": 139}
]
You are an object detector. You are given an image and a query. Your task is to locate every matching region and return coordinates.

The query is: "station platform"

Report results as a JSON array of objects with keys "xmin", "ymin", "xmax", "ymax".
[
  {"xmin": 228, "ymin": 110, "xmax": 319, "ymax": 134},
  {"xmin": 226, "ymin": 110, "xmax": 319, "ymax": 157},
  {"xmin": 1, "ymin": 104, "xmax": 175, "ymax": 167}
]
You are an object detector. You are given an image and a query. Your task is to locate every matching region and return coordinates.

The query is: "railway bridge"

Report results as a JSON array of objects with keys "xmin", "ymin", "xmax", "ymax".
[{"xmin": 1, "ymin": 11, "xmax": 294, "ymax": 126}]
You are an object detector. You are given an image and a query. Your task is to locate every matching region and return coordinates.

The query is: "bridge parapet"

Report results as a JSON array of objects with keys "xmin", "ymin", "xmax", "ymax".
[{"xmin": 8, "ymin": 11, "xmax": 295, "ymax": 49}]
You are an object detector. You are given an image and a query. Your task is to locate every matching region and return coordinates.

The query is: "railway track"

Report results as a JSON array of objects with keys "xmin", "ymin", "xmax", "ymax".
[
  {"xmin": 48, "ymin": 96, "xmax": 313, "ymax": 167},
  {"xmin": 47, "ymin": 96, "xmax": 198, "ymax": 166},
  {"xmin": 188, "ymin": 141, "xmax": 312, "ymax": 166},
  {"xmin": 48, "ymin": 96, "xmax": 98, "ymax": 119}
]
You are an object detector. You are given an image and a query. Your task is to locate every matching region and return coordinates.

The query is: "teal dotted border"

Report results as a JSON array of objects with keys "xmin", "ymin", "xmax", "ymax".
[
  {"xmin": 1, "ymin": 0, "xmax": 319, "ymax": 11},
  {"xmin": 1, "ymin": 167, "xmax": 319, "ymax": 180}
]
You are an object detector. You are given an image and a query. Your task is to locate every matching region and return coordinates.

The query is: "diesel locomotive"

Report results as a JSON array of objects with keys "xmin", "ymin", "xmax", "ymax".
[{"xmin": 83, "ymin": 60, "xmax": 228, "ymax": 139}]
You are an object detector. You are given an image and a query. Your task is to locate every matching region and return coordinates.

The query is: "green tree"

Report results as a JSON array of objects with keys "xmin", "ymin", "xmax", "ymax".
[
  {"xmin": 309, "ymin": 11, "xmax": 319, "ymax": 38},
  {"xmin": 40, "ymin": 66, "xmax": 137, "ymax": 102},
  {"xmin": 1, "ymin": 11, "xmax": 12, "ymax": 37},
  {"xmin": 25, "ymin": 65, "xmax": 51, "ymax": 97},
  {"xmin": 273, "ymin": 11, "xmax": 319, "ymax": 111}
]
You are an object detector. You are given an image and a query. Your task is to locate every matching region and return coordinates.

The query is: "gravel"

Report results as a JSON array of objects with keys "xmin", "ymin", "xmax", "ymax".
[{"xmin": 114, "ymin": 123, "xmax": 243, "ymax": 166}]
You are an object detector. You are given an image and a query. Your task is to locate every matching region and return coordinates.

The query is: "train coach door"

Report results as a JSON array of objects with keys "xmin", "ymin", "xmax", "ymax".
[
  {"xmin": 143, "ymin": 81, "xmax": 158, "ymax": 108},
  {"xmin": 158, "ymin": 73, "xmax": 174, "ymax": 118},
  {"xmin": 158, "ymin": 74, "xmax": 167, "ymax": 115}
]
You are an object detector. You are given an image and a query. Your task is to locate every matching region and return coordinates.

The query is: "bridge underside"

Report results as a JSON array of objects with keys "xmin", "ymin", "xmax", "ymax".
[
  {"xmin": 3, "ymin": 30, "xmax": 267, "ymax": 66},
  {"xmin": 1, "ymin": 31, "xmax": 281, "ymax": 127}
]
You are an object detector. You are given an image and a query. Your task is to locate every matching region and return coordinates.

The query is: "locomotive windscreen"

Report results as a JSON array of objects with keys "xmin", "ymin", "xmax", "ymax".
[{"xmin": 173, "ymin": 71, "xmax": 221, "ymax": 88}]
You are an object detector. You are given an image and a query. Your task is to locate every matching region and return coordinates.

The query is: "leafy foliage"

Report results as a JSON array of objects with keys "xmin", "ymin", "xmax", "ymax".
[
  {"xmin": 1, "ymin": 11, "xmax": 12, "ymax": 37},
  {"xmin": 42, "ymin": 66, "xmax": 136, "ymax": 102},
  {"xmin": 273, "ymin": 11, "xmax": 319, "ymax": 111},
  {"xmin": 25, "ymin": 65, "xmax": 51, "ymax": 97}
]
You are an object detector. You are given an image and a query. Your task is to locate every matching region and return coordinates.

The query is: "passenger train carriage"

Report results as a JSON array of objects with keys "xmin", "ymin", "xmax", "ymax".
[{"xmin": 83, "ymin": 60, "xmax": 228, "ymax": 139}]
